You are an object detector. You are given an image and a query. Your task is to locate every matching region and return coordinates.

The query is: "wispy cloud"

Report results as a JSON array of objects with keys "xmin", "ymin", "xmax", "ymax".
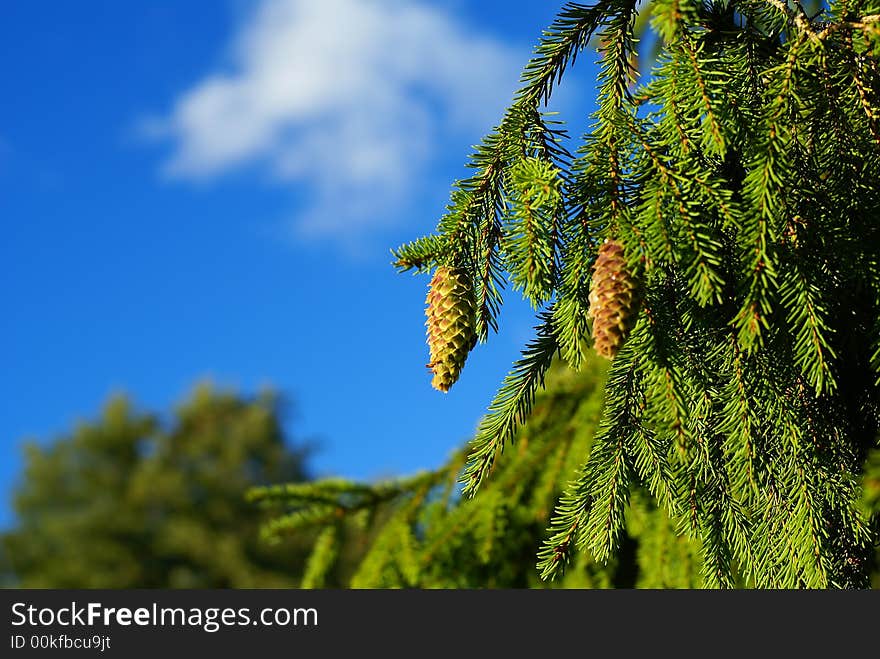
[{"xmin": 144, "ymin": 0, "xmax": 520, "ymax": 242}]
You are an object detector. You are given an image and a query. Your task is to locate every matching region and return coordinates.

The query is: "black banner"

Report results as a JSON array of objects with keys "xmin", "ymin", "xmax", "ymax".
[{"xmin": 1, "ymin": 589, "xmax": 876, "ymax": 656}]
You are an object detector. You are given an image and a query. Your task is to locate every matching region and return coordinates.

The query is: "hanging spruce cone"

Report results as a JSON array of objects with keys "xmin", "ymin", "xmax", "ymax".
[
  {"xmin": 425, "ymin": 265, "xmax": 477, "ymax": 392},
  {"xmin": 588, "ymin": 239, "xmax": 642, "ymax": 360}
]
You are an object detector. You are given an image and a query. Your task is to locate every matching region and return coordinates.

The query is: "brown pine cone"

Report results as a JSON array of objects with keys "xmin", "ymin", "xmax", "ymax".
[
  {"xmin": 588, "ymin": 239, "xmax": 643, "ymax": 359},
  {"xmin": 425, "ymin": 265, "xmax": 477, "ymax": 392}
]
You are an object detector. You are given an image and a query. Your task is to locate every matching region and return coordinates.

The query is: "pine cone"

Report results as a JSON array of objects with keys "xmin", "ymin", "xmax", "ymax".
[
  {"xmin": 588, "ymin": 239, "xmax": 642, "ymax": 359},
  {"xmin": 425, "ymin": 265, "xmax": 477, "ymax": 392}
]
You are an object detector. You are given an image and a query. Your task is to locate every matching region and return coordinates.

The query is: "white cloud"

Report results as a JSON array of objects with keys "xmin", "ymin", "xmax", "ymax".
[{"xmin": 146, "ymin": 0, "xmax": 520, "ymax": 241}]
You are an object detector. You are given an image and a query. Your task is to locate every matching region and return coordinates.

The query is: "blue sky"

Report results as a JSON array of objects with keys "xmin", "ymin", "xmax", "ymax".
[{"xmin": 1, "ymin": 0, "xmax": 598, "ymax": 526}]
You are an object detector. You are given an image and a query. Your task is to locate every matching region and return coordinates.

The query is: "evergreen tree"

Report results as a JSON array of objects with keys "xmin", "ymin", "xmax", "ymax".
[
  {"xmin": 1, "ymin": 385, "xmax": 318, "ymax": 588},
  {"xmin": 259, "ymin": 0, "xmax": 880, "ymax": 588}
]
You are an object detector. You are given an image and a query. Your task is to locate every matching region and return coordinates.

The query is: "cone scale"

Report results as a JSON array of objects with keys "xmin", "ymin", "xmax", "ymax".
[
  {"xmin": 588, "ymin": 239, "xmax": 642, "ymax": 360},
  {"xmin": 425, "ymin": 266, "xmax": 477, "ymax": 392}
]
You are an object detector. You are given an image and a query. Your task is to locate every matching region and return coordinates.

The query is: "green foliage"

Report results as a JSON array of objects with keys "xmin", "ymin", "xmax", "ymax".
[
  {"xmin": 460, "ymin": 311, "xmax": 559, "ymax": 497},
  {"xmin": 1, "ymin": 385, "xmax": 317, "ymax": 588},
  {"xmin": 505, "ymin": 157, "xmax": 563, "ymax": 306},
  {"xmin": 256, "ymin": 360, "xmax": 880, "ymax": 589},
  {"xmin": 253, "ymin": 359, "xmax": 630, "ymax": 588},
  {"xmin": 389, "ymin": 0, "xmax": 880, "ymax": 588}
]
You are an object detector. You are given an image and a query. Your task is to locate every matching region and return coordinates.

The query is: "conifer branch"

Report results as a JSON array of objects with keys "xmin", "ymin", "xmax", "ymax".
[
  {"xmin": 391, "ymin": 234, "xmax": 448, "ymax": 274},
  {"xmin": 461, "ymin": 312, "xmax": 560, "ymax": 497},
  {"xmin": 763, "ymin": 0, "xmax": 823, "ymax": 42},
  {"xmin": 537, "ymin": 355, "xmax": 641, "ymax": 578},
  {"xmin": 517, "ymin": 1, "xmax": 621, "ymax": 107},
  {"xmin": 536, "ymin": 484, "xmax": 590, "ymax": 581},
  {"xmin": 678, "ymin": 37, "xmax": 728, "ymax": 156},
  {"xmin": 780, "ymin": 259, "xmax": 838, "ymax": 394},
  {"xmin": 504, "ymin": 158, "xmax": 562, "ymax": 305},
  {"xmin": 849, "ymin": 47, "xmax": 880, "ymax": 144},
  {"xmin": 300, "ymin": 526, "xmax": 339, "ymax": 589}
]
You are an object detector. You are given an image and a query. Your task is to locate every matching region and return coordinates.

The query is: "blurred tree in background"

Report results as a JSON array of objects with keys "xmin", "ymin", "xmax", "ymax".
[{"xmin": 1, "ymin": 385, "xmax": 320, "ymax": 588}]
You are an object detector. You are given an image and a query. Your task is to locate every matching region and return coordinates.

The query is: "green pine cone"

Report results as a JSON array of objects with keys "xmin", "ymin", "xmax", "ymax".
[
  {"xmin": 588, "ymin": 239, "xmax": 642, "ymax": 360},
  {"xmin": 425, "ymin": 265, "xmax": 477, "ymax": 392}
]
